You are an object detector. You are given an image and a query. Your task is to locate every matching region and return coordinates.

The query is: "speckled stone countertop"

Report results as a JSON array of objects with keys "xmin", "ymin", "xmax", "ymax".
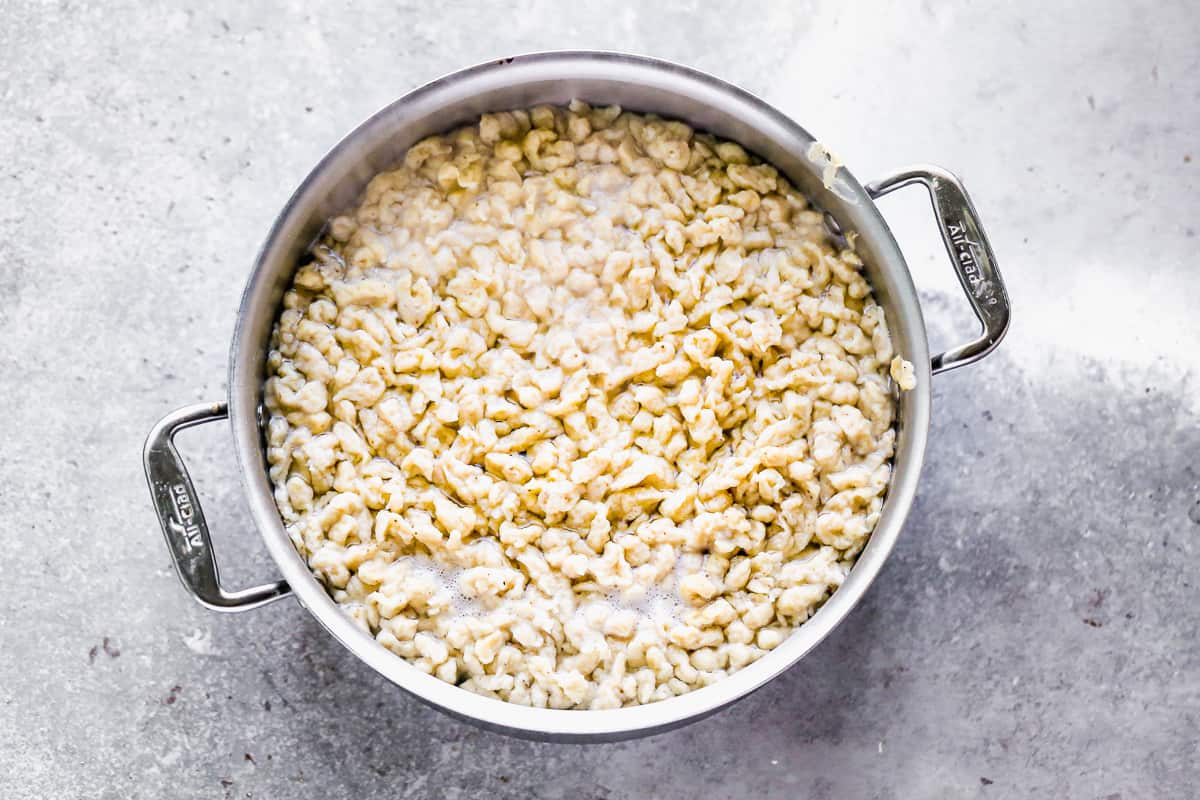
[{"xmin": 2, "ymin": 1, "xmax": 1197, "ymax": 797}]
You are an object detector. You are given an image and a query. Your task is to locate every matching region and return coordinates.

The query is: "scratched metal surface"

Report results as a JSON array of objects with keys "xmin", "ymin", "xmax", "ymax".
[{"xmin": 1, "ymin": 1, "xmax": 1197, "ymax": 797}]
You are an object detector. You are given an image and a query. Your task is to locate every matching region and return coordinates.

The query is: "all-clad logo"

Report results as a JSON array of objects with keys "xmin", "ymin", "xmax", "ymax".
[
  {"xmin": 947, "ymin": 219, "xmax": 998, "ymax": 306},
  {"xmin": 168, "ymin": 483, "xmax": 203, "ymax": 552}
]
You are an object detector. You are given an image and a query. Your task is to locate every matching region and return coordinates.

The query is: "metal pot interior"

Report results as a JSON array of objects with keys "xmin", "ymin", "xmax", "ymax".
[{"xmin": 227, "ymin": 51, "xmax": 931, "ymax": 741}]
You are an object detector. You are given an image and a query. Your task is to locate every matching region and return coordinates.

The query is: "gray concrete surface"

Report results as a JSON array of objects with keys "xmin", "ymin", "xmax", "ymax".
[{"xmin": 2, "ymin": 1, "xmax": 1197, "ymax": 797}]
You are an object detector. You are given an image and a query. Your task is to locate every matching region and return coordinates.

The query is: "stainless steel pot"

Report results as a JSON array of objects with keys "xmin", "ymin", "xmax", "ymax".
[{"xmin": 144, "ymin": 51, "xmax": 1009, "ymax": 742}]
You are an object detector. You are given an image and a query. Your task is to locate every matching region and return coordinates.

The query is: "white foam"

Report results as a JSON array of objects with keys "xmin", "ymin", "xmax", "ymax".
[
  {"xmin": 605, "ymin": 582, "xmax": 688, "ymax": 628},
  {"xmin": 395, "ymin": 553, "xmax": 488, "ymax": 619},
  {"xmin": 394, "ymin": 543, "xmax": 693, "ymax": 633}
]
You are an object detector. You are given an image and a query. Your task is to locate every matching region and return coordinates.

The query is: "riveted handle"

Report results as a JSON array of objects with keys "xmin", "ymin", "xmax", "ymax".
[
  {"xmin": 144, "ymin": 401, "xmax": 290, "ymax": 612},
  {"xmin": 867, "ymin": 165, "xmax": 1011, "ymax": 374}
]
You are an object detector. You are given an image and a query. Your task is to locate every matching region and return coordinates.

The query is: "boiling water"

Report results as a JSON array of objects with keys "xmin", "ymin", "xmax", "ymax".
[{"xmin": 393, "ymin": 543, "xmax": 690, "ymax": 632}]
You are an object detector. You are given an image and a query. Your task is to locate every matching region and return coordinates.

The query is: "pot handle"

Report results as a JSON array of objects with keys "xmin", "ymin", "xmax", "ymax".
[
  {"xmin": 143, "ymin": 401, "xmax": 291, "ymax": 612},
  {"xmin": 866, "ymin": 165, "xmax": 1011, "ymax": 374}
]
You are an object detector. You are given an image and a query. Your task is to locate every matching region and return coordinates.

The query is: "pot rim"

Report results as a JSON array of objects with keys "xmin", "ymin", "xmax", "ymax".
[{"xmin": 228, "ymin": 50, "xmax": 931, "ymax": 741}]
